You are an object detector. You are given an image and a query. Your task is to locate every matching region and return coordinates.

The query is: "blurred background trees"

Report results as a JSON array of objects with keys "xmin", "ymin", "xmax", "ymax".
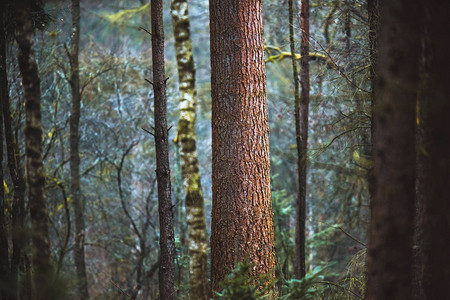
[{"xmin": 1, "ymin": 0, "xmax": 446, "ymax": 299}]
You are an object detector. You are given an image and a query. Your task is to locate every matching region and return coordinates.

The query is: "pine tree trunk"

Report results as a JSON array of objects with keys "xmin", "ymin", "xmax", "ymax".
[
  {"xmin": 14, "ymin": 0, "xmax": 52, "ymax": 298},
  {"xmin": 151, "ymin": 1, "xmax": 175, "ymax": 298},
  {"xmin": 294, "ymin": 0, "xmax": 309, "ymax": 280},
  {"xmin": 366, "ymin": 1, "xmax": 420, "ymax": 299},
  {"xmin": 210, "ymin": 0, "xmax": 277, "ymax": 296},
  {"xmin": 68, "ymin": 0, "xmax": 89, "ymax": 299},
  {"xmin": 170, "ymin": 0, "xmax": 209, "ymax": 299}
]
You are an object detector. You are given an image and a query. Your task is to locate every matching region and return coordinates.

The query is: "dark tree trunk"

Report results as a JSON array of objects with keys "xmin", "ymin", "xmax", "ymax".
[
  {"xmin": 367, "ymin": 0, "xmax": 379, "ymax": 207},
  {"xmin": 420, "ymin": 2, "xmax": 450, "ymax": 298},
  {"xmin": 413, "ymin": 6, "xmax": 430, "ymax": 299},
  {"xmin": 170, "ymin": 0, "xmax": 209, "ymax": 298},
  {"xmin": 209, "ymin": 0, "xmax": 277, "ymax": 296},
  {"xmin": 0, "ymin": 4, "xmax": 9, "ymax": 297},
  {"xmin": 294, "ymin": 0, "xmax": 309, "ymax": 280},
  {"xmin": 14, "ymin": 0, "xmax": 52, "ymax": 298},
  {"xmin": 366, "ymin": 1, "xmax": 420, "ymax": 299},
  {"xmin": 68, "ymin": 0, "xmax": 89, "ymax": 299},
  {"xmin": 2, "ymin": 17, "xmax": 26, "ymax": 300},
  {"xmin": 151, "ymin": 0, "xmax": 175, "ymax": 299}
]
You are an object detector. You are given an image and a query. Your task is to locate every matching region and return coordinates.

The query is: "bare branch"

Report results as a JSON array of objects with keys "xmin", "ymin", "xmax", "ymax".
[
  {"xmin": 142, "ymin": 127, "xmax": 154, "ymax": 136},
  {"xmin": 144, "ymin": 78, "xmax": 154, "ymax": 86},
  {"xmin": 138, "ymin": 26, "xmax": 152, "ymax": 36}
]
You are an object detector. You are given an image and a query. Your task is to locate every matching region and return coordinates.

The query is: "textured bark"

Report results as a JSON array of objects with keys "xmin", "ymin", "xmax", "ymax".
[
  {"xmin": 170, "ymin": 0, "xmax": 209, "ymax": 299},
  {"xmin": 0, "ymin": 5, "xmax": 9, "ymax": 296},
  {"xmin": 294, "ymin": 0, "xmax": 309, "ymax": 280},
  {"xmin": 209, "ymin": 0, "xmax": 277, "ymax": 295},
  {"xmin": 420, "ymin": 2, "xmax": 450, "ymax": 298},
  {"xmin": 151, "ymin": 1, "xmax": 175, "ymax": 299},
  {"xmin": 367, "ymin": 0, "xmax": 379, "ymax": 206},
  {"xmin": 68, "ymin": 0, "xmax": 89, "ymax": 299},
  {"xmin": 366, "ymin": 1, "xmax": 420, "ymax": 299},
  {"xmin": 2, "ymin": 17, "xmax": 26, "ymax": 300},
  {"xmin": 14, "ymin": 0, "xmax": 52, "ymax": 298}
]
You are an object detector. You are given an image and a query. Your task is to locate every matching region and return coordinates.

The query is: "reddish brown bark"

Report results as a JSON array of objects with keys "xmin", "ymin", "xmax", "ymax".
[
  {"xmin": 209, "ymin": 0, "xmax": 277, "ymax": 295},
  {"xmin": 294, "ymin": 0, "xmax": 310, "ymax": 280},
  {"xmin": 151, "ymin": 0, "xmax": 175, "ymax": 299},
  {"xmin": 366, "ymin": 1, "xmax": 420, "ymax": 299}
]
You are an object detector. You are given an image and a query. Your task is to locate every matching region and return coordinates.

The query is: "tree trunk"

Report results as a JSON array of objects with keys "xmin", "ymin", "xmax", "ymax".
[
  {"xmin": 366, "ymin": 1, "xmax": 420, "ymax": 299},
  {"xmin": 413, "ymin": 5, "xmax": 430, "ymax": 299},
  {"xmin": 68, "ymin": 0, "xmax": 89, "ymax": 299},
  {"xmin": 2, "ymin": 18, "xmax": 26, "ymax": 300},
  {"xmin": 14, "ymin": 0, "xmax": 52, "ymax": 298},
  {"xmin": 170, "ymin": 0, "xmax": 209, "ymax": 299},
  {"xmin": 367, "ymin": 0, "xmax": 379, "ymax": 209},
  {"xmin": 0, "ymin": 4, "xmax": 9, "ymax": 296},
  {"xmin": 294, "ymin": 0, "xmax": 309, "ymax": 280},
  {"xmin": 151, "ymin": 1, "xmax": 175, "ymax": 299},
  {"xmin": 420, "ymin": 2, "xmax": 450, "ymax": 298},
  {"xmin": 209, "ymin": 0, "xmax": 277, "ymax": 296}
]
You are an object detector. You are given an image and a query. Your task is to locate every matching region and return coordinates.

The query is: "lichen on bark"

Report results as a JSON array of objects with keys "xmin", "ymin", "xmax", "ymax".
[{"xmin": 171, "ymin": 0, "xmax": 209, "ymax": 298}]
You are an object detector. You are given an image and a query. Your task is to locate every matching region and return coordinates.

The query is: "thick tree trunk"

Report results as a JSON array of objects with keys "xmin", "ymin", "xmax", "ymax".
[
  {"xmin": 420, "ymin": 2, "xmax": 450, "ymax": 298},
  {"xmin": 151, "ymin": 1, "xmax": 175, "ymax": 299},
  {"xmin": 68, "ymin": 0, "xmax": 89, "ymax": 299},
  {"xmin": 209, "ymin": 0, "xmax": 277, "ymax": 296},
  {"xmin": 366, "ymin": 1, "xmax": 420, "ymax": 299},
  {"xmin": 14, "ymin": 0, "xmax": 52, "ymax": 298},
  {"xmin": 294, "ymin": 0, "xmax": 309, "ymax": 280},
  {"xmin": 170, "ymin": 1, "xmax": 209, "ymax": 299}
]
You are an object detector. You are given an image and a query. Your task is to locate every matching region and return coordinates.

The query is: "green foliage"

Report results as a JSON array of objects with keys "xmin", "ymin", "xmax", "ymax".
[
  {"xmin": 214, "ymin": 260, "xmax": 258, "ymax": 300},
  {"xmin": 214, "ymin": 260, "xmax": 275, "ymax": 300},
  {"xmin": 280, "ymin": 266, "xmax": 328, "ymax": 300}
]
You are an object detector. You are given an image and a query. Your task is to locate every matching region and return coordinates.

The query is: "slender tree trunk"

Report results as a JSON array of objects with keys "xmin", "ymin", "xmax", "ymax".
[
  {"xmin": 170, "ymin": 1, "xmax": 209, "ymax": 299},
  {"xmin": 68, "ymin": 0, "xmax": 89, "ymax": 299},
  {"xmin": 413, "ymin": 6, "xmax": 430, "ymax": 299},
  {"xmin": 209, "ymin": 0, "xmax": 277, "ymax": 296},
  {"xmin": 151, "ymin": 1, "xmax": 175, "ymax": 298},
  {"xmin": 2, "ymin": 25, "xmax": 26, "ymax": 300},
  {"xmin": 367, "ymin": 0, "xmax": 379, "ymax": 206},
  {"xmin": 420, "ymin": 2, "xmax": 450, "ymax": 298},
  {"xmin": 366, "ymin": 1, "xmax": 420, "ymax": 299},
  {"xmin": 294, "ymin": 0, "xmax": 309, "ymax": 280},
  {"xmin": 14, "ymin": 0, "xmax": 52, "ymax": 298},
  {"xmin": 0, "ymin": 4, "xmax": 9, "ymax": 296}
]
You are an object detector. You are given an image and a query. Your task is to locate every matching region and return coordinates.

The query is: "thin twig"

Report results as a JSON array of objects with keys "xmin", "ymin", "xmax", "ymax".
[
  {"xmin": 110, "ymin": 279, "xmax": 134, "ymax": 300},
  {"xmin": 138, "ymin": 26, "xmax": 152, "ymax": 36},
  {"xmin": 144, "ymin": 78, "xmax": 153, "ymax": 86},
  {"xmin": 142, "ymin": 127, "xmax": 154, "ymax": 136},
  {"xmin": 333, "ymin": 226, "xmax": 366, "ymax": 247},
  {"xmin": 308, "ymin": 34, "xmax": 370, "ymax": 94},
  {"xmin": 317, "ymin": 280, "xmax": 364, "ymax": 300}
]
